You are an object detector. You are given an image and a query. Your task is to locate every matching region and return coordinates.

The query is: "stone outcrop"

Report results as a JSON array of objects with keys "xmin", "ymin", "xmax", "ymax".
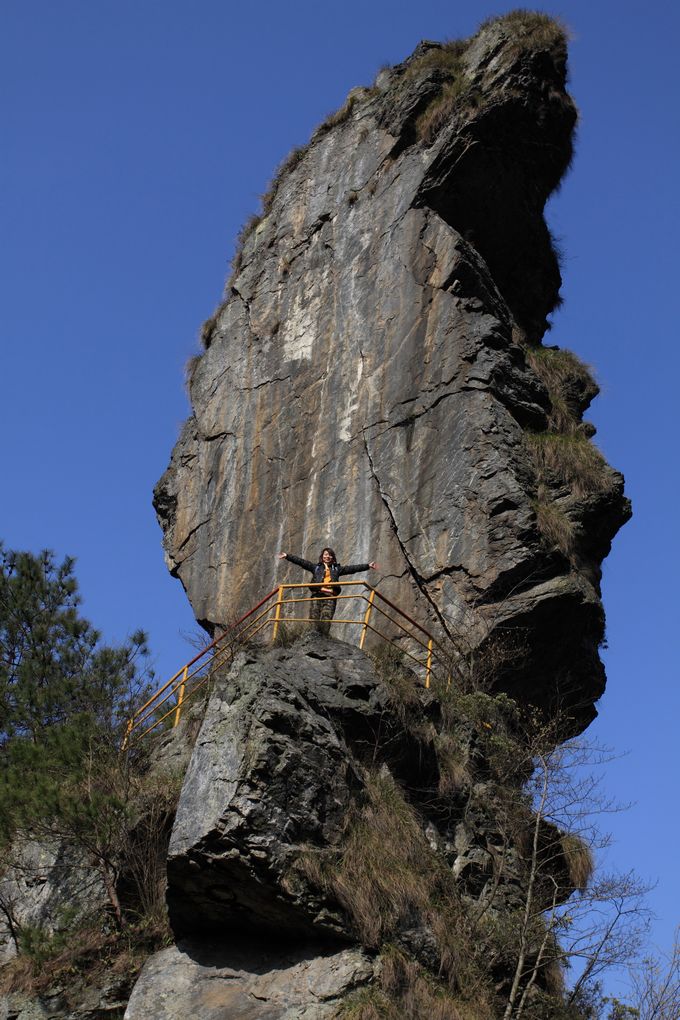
[
  {"xmin": 4, "ymin": 17, "xmax": 637, "ymax": 1015},
  {"xmin": 0, "ymin": 839, "xmax": 105, "ymax": 967},
  {"xmin": 124, "ymin": 940, "xmax": 375, "ymax": 1020},
  {"xmin": 1, "ymin": 975, "xmax": 132, "ymax": 1020},
  {"xmin": 123, "ymin": 640, "xmax": 407, "ymax": 1018},
  {"xmin": 0, "ymin": 13, "xmax": 631, "ymax": 1020},
  {"xmin": 154, "ymin": 13, "xmax": 630, "ymax": 733},
  {"xmin": 164, "ymin": 639, "xmax": 432, "ymax": 940}
]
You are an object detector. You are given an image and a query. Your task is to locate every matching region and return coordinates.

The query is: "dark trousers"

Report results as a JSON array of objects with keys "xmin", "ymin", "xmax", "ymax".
[{"xmin": 310, "ymin": 593, "xmax": 337, "ymax": 636}]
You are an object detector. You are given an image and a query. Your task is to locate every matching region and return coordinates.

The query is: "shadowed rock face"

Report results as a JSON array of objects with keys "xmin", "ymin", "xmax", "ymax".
[
  {"xmin": 155, "ymin": 19, "xmax": 629, "ymax": 734},
  {"xmin": 166, "ymin": 639, "xmax": 434, "ymax": 940}
]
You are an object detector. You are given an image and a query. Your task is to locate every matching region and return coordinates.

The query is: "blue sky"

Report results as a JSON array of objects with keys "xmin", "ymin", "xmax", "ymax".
[{"xmin": 2, "ymin": 0, "xmax": 678, "ymax": 991}]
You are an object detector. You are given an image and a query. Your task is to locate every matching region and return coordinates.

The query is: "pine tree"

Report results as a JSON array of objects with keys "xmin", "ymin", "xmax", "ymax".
[
  {"xmin": 0, "ymin": 544, "xmax": 149, "ymax": 745},
  {"xmin": 0, "ymin": 543, "xmax": 154, "ymax": 925}
]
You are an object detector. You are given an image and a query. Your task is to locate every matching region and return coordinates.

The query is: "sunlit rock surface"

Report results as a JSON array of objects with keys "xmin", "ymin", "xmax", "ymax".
[{"xmin": 124, "ymin": 940, "xmax": 375, "ymax": 1020}]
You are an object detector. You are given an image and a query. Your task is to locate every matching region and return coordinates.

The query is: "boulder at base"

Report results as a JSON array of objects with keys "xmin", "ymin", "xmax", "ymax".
[{"xmin": 124, "ymin": 940, "xmax": 375, "ymax": 1020}]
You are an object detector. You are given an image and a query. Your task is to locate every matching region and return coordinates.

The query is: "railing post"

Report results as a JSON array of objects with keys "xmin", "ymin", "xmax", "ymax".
[
  {"xmin": 359, "ymin": 588, "xmax": 376, "ymax": 650},
  {"xmin": 121, "ymin": 717, "xmax": 133, "ymax": 752},
  {"xmin": 173, "ymin": 665, "xmax": 188, "ymax": 728},
  {"xmin": 425, "ymin": 638, "xmax": 433, "ymax": 689},
  {"xmin": 271, "ymin": 585, "xmax": 284, "ymax": 643}
]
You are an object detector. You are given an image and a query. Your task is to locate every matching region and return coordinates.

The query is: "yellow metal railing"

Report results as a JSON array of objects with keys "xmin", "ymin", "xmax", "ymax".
[{"xmin": 122, "ymin": 582, "xmax": 451, "ymax": 748}]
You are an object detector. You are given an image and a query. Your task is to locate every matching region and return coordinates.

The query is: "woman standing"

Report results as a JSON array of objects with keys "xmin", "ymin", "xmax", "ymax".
[{"xmin": 278, "ymin": 547, "xmax": 378, "ymax": 636}]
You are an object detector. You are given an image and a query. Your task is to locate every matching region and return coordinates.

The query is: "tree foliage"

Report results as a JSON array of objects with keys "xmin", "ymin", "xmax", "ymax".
[
  {"xmin": 0, "ymin": 543, "xmax": 156, "ymax": 926},
  {"xmin": 0, "ymin": 544, "xmax": 150, "ymax": 742}
]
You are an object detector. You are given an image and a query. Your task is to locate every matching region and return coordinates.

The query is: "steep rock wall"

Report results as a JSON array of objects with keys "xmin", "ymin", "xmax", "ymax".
[{"xmin": 155, "ymin": 15, "xmax": 629, "ymax": 733}]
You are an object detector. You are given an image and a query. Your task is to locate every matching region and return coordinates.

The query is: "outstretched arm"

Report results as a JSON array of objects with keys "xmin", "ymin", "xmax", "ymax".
[
  {"xmin": 338, "ymin": 561, "xmax": 379, "ymax": 576},
  {"xmin": 278, "ymin": 552, "xmax": 316, "ymax": 573}
]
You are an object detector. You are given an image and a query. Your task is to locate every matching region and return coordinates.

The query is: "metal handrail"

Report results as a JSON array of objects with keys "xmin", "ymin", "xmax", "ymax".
[
  {"xmin": 122, "ymin": 581, "xmax": 451, "ymax": 748},
  {"xmin": 261, "ymin": 583, "xmax": 450, "ymax": 674}
]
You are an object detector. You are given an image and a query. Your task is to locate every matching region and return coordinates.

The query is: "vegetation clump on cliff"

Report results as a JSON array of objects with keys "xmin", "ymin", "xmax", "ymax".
[
  {"xmin": 523, "ymin": 345, "xmax": 621, "ymax": 561},
  {"xmin": 478, "ymin": 9, "xmax": 568, "ymax": 50}
]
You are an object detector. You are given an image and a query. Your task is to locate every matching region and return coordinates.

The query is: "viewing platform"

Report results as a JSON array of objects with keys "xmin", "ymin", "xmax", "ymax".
[{"xmin": 123, "ymin": 582, "xmax": 451, "ymax": 748}]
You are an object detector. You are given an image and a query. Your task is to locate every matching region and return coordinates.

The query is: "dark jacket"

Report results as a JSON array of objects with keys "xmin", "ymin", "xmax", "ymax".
[{"xmin": 284, "ymin": 553, "xmax": 371, "ymax": 596}]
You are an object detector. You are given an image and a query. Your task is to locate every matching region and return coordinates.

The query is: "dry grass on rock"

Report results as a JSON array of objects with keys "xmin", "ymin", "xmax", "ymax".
[
  {"xmin": 199, "ymin": 304, "xmax": 226, "ymax": 349},
  {"xmin": 525, "ymin": 431, "xmax": 612, "ymax": 500},
  {"xmin": 336, "ymin": 945, "xmax": 493, "ymax": 1020},
  {"xmin": 479, "ymin": 10, "xmax": 568, "ymax": 53},
  {"xmin": 261, "ymin": 144, "xmax": 308, "ymax": 215},
  {"xmin": 271, "ymin": 620, "xmax": 308, "ymax": 647},
  {"xmin": 300, "ymin": 769, "xmax": 493, "ymax": 1011},
  {"xmin": 0, "ymin": 918, "xmax": 169, "ymax": 999},
  {"xmin": 404, "ymin": 40, "xmax": 468, "ymax": 80},
  {"xmin": 532, "ymin": 499, "xmax": 577, "ymax": 559},
  {"xmin": 433, "ymin": 731, "xmax": 472, "ymax": 798},
  {"xmin": 559, "ymin": 832, "xmax": 594, "ymax": 893},
  {"xmin": 368, "ymin": 644, "xmax": 422, "ymax": 720},
  {"xmin": 416, "ymin": 79, "xmax": 481, "ymax": 144},
  {"xmin": 302, "ymin": 771, "xmax": 439, "ymax": 947},
  {"xmin": 523, "ymin": 344, "xmax": 614, "ymax": 558},
  {"xmin": 526, "ymin": 346, "xmax": 597, "ymax": 433}
]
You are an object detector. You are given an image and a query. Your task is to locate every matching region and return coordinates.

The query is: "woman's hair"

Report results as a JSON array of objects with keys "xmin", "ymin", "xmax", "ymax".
[{"xmin": 318, "ymin": 547, "xmax": 337, "ymax": 563}]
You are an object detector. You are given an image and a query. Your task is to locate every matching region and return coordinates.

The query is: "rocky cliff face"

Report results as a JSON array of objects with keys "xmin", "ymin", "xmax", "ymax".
[{"xmin": 154, "ymin": 13, "xmax": 629, "ymax": 734}]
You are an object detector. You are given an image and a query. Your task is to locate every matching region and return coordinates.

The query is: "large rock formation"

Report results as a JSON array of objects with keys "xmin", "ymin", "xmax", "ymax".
[
  {"xmin": 4, "ymin": 22, "xmax": 637, "ymax": 1019},
  {"xmin": 154, "ymin": 13, "xmax": 629, "ymax": 733}
]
